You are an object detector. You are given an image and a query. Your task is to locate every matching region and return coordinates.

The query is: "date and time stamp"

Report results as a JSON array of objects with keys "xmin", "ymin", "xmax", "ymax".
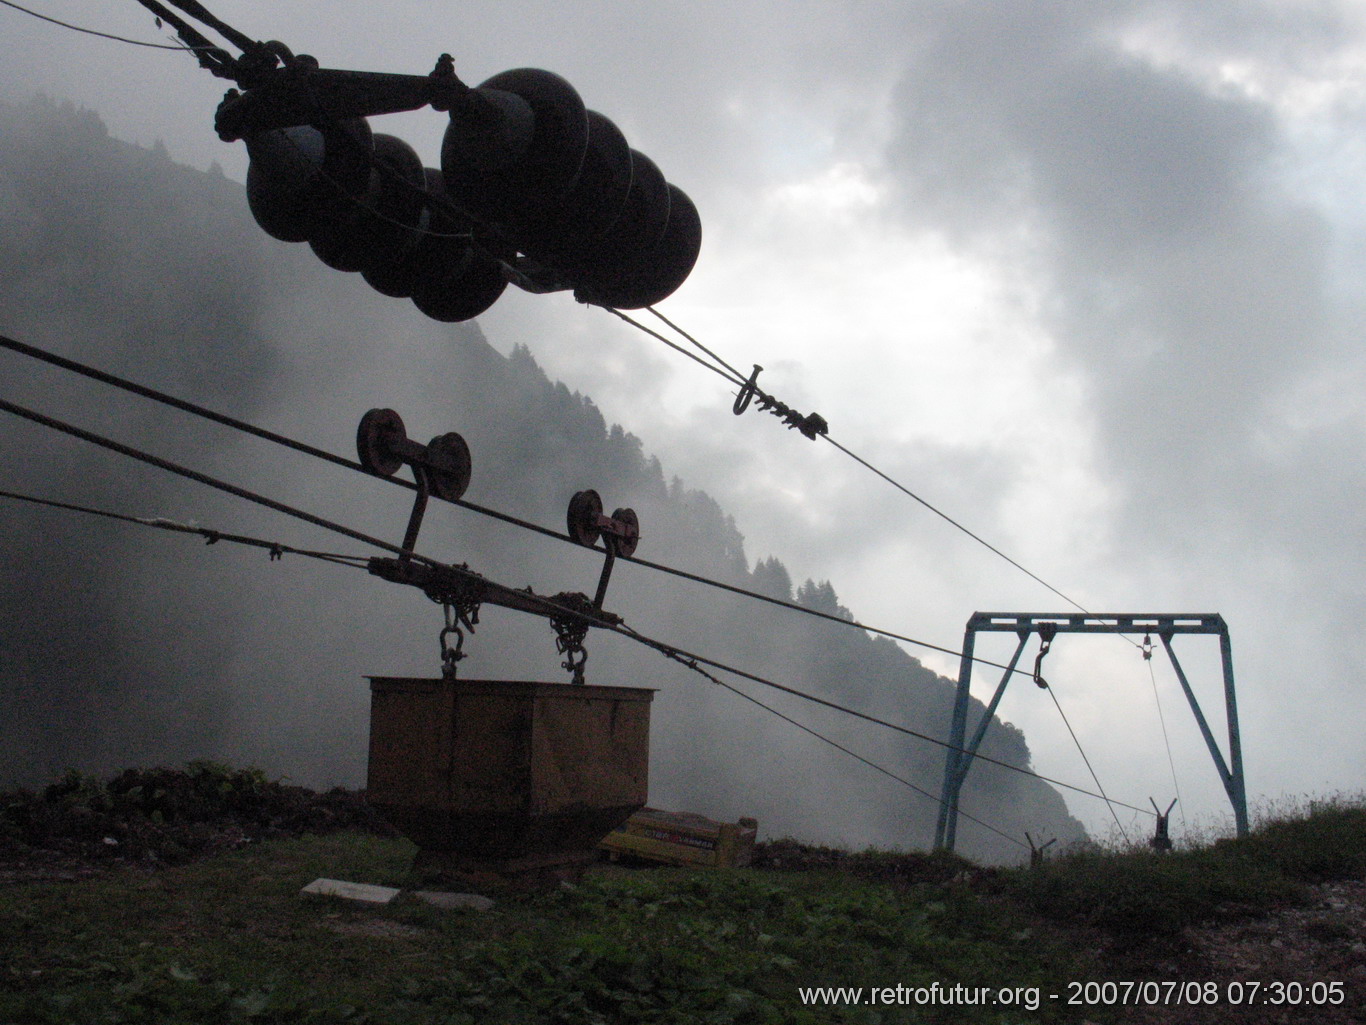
[
  {"xmin": 1059, "ymin": 979, "xmax": 1347, "ymax": 1008},
  {"xmin": 798, "ymin": 979, "xmax": 1351, "ymax": 1012}
]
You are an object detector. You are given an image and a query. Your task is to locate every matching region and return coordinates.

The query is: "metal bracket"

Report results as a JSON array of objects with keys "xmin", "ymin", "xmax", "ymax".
[
  {"xmin": 1032, "ymin": 622, "xmax": 1056, "ymax": 688},
  {"xmin": 216, "ymin": 53, "xmax": 474, "ymax": 141},
  {"xmin": 1025, "ymin": 831, "xmax": 1057, "ymax": 868},
  {"xmin": 356, "ymin": 415, "xmax": 643, "ymax": 684},
  {"xmin": 1149, "ymin": 797, "xmax": 1177, "ymax": 852}
]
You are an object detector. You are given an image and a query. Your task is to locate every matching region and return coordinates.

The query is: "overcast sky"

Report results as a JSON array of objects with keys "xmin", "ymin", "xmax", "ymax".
[{"xmin": 3, "ymin": 0, "xmax": 1364, "ymax": 840}]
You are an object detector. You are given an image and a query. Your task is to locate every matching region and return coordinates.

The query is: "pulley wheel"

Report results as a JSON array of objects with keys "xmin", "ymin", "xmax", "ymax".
[
  {"xmin": 566, "ymin": 489, "xmax": 603, "ymax": 547},
  {"xmin": 356, "ymin": 408, "xmax": 406, "ymax": 477},
  {"xmin": 610, "ymin": 507, "xmax": 640, "ymax": 558},
  {"xmin": 424, "ymin": 432, "xmax": 472, "ymax": 502}
]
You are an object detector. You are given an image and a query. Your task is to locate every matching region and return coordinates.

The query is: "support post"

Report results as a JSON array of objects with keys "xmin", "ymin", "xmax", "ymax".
[
  {"xmin": 1218, "ymin": 626, "xmax": 1249, "ymax": 837},
  {"xmin": 1158, "ymin": 631, "xmax": 1246, "ymax": 836},
  {"xmin": 936, "ymin": 628, "xmax": 1030, "ymax": 852},
  {"xmin": 934, "ymin": 624, "xmax": 976, "ymax": 851},
  {"xmin": 933, "ymin": 611, "xmax": 1247, "ymax": 852}
]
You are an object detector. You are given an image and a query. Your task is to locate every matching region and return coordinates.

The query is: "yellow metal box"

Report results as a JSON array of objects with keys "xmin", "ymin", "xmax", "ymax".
[{"xmin": 599, "ymin": 807, "xmax": 757, "ymax": 868}]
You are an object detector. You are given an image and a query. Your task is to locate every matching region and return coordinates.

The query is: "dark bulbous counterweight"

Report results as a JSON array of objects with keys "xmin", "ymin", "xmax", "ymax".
[{"xmin": 234, "ymin": 58, "xmax": 701, "ymax": 319}]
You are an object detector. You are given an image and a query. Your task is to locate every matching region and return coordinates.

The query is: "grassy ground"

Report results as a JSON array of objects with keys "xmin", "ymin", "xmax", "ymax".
[
  {"xmin": 2, "ymin": 772, "xmax": 1363, "ymax": 1024},
  {"xmin": 2, "ymin": 830, "xmax": 1106, "ymax": 1024}
]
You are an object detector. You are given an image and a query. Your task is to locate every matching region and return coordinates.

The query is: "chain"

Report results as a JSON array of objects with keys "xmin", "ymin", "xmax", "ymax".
[
  {"xmin": 435, "ymin": 596, "xmax": 481, "ymax": 680},
  {"xmin": 548, "ymin": 591, "xmax": 596, "ymax": 685}
]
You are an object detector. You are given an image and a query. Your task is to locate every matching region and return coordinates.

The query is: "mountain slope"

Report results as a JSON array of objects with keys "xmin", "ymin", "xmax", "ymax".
[{"xmin": 0, "ymin": 95, "xmax": 1085, "ymax": 863}]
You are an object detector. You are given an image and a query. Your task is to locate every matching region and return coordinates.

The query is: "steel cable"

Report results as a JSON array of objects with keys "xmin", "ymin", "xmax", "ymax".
[
  {"xmin": 0, "ymin": 334, "xmax": 1030, "ymax": 680},
  {"xmin": 1043, "ymin": 683, "xmax": 1130, "ymax": 843},
  {"xmin": 0, "ymin": 0, "xmax": 191, "ymax": 50},
  {"xmin": 0, "ymin": 482, "xmax": 1029, "ymax": 849},
  {"xmin": 0, "ymin": 396, "xmax": 1153, "ymax": 819},
  {"xmin": 665, "ymin": 651, "xmax": 1030, "ymax": 850}
]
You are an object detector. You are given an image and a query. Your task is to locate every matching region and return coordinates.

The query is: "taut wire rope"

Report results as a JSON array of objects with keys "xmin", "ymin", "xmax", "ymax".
[{"xmin": 0, "ymin": 397, "xmax": 1154, "ymax": 820}]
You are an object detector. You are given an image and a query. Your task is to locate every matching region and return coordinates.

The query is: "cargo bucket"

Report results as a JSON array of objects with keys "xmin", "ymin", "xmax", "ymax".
[{"xmin": 366, "ymin": 677, "xmax": 653, "ymax": 887}]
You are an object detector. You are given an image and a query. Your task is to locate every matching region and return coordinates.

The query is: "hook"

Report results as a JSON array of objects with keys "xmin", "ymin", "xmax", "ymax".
[
  {"xmin": 1033, "ymin": 623, "xmax": 1056, "ymax": 688},
  {"xmin": 438, "ymin": 601, "xmax": 474, "ymax": 679},
  {"xmin": 733, "ymin": 364, "xmax": 763, "ymax": 416}
]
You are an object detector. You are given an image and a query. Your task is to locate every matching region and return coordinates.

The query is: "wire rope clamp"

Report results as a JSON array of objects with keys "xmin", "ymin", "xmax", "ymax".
[{"xmin": 733, "ymin": 364, "xmax": 763, "ymax": 416}]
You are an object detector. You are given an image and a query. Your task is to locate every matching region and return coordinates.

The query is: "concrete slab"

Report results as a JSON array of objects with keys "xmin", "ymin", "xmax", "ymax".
[
  {"xmin": 412, "ymin": 890, "xmax": 495, "ymax": 912},
  {"xmin": 301, "ymin": 878, "xmax": 401, "ymax": 904}
]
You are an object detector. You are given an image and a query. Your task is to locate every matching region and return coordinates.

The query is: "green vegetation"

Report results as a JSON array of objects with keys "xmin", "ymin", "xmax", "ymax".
[
  {"xmin": 1006, "ymin": 797, "xmax": 1366, "ymax": 940},
  {"xmin": 0, "ymin": 761, "xmax": 393, "ymax": 867},
  {"xmin": 1, "ymin": 832, "xmax": 1092, "ymax": 1025},
  {"xmin": 2, "ymin": 772, "xmax": 1364, "ymax": 1024}
]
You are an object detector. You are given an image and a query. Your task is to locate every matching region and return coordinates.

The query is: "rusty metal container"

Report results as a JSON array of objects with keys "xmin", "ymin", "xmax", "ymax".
[{"xmin": 366, "ymin": 677, "xmax": 653, "ymax": 886}]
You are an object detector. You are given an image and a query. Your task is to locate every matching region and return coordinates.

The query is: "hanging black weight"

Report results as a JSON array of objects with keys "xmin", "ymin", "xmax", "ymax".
[
  {"xmin": 245, "ymin": 126, "xmax": 323, "ymax": 242},
  {"xmin": 596, "ymin": 149, "xmax": 671, "ymax": 254},
  {"xmin": 575, "ymin": 183, "xmax": 701, "ymax": 309},
  {"xmin": 440, "ymin": 67, "xmax": 589, "ymax": 226},
  {"xmin": 244, "ymin": 118, "xmax": 373, "ymax": 242},
  {"xmin": 519, "ymin": 110, "xmax": 634, "ymax": 263},
  {"xmin": 363, "ymin": 167, "xmax": 475, "ymax": 299},
  {"xmin": 409, "ymin": 247, "xmax": 508, "ymax": 322},
  {"xmin": 310, "ymin": 133, "xmax": 426, "ymax": 273}
]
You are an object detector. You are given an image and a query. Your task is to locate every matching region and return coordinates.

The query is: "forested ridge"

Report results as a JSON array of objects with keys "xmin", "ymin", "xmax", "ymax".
[{"xmin": 0, "ymin": 96, "xmax": 1085, "ymax": 863}]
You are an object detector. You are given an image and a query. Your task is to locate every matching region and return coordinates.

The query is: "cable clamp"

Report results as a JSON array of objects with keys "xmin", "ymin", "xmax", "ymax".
[
  {"xmin": 789, "ymin": 411, "xmax": 829, "ymax": 440},
  {"xmin": 749, "ymin": 392, "xmax": 828, "ymax": 441},
  {"xmin": 733, "ymin": 365, "xmax": 764, "ymax": 415}
]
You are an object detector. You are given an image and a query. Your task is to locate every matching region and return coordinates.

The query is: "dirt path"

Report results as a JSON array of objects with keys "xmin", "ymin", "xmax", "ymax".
[{"xmin": 1117, "ymin": 880, "xmax": 1366, "ymax": 1024}]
